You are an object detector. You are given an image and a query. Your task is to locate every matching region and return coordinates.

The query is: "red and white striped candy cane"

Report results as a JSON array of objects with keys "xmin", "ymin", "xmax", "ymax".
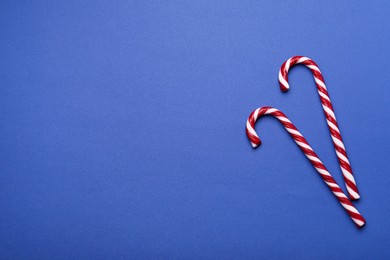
[
  {"xmin": 278, "ymin": 56, "xmax": 360, "ymax": 200},
  {"xmin": 246, "ymin": 106, "xmax": 365, "ymax": 227}
]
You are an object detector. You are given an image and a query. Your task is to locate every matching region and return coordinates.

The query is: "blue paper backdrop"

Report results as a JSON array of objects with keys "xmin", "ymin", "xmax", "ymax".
[{"xmin": 1, "ymin": 1, "xmax": 390, "ymax": 259}]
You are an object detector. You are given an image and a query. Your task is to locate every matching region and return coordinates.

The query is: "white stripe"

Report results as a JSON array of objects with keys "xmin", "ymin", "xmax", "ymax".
[
  {"xmin": 335, "ymin": 192, "xmax": 348, "ymax": 199},
  {"xmin": 331, "ymin": 135, "xmax": 346, "ymax": 150},
  {"xmin": 314, "ymin": 77, "xmax": 327, "ymax": 89},
  {"xmin": 286, "ymin": 127, "xmax": 301, "ymax": 137},
  {"xmin": 327, "ymin": 120, "xmax": 340, "ymax": 134},
  {"xmin": 297, "ymin": 57, "xmax": 310, "ymax": 63},
  {"xmin": 335, "ymin": 150, "xmax": 350, "ymax": 165},
  {"xmin": 306, "ymin": 155, "xmax": 321, "ymax": 164},
  {"xmin": 254, "ymin": 108, "xmax": 260, "ymax": 120},
  {"xmin": 340, "ymin": 167, "xmax": 354, "ymax": 181},
  {"xmin": 353, "ymin": 218, "xmax": 365, "ymax": 227},
  {"xmin": 315, "ymin": 167, "xmax": 331, "ymax": 177},
  {"xmin": 266, "ymin": 108, "xmax": 278, "ymax": 114},
  {"xmin": 276, "ymin": 116, "xmax": 291, "ymax": 123},
  {"xmin": 347, "ymin": 186, "xmax": 360, "ymax": 199},
  {"xmin": 325, "ymin": 181, "xmax": 338, "ymax": 188},
  {"xmin": 307, "ymin": 64, "xmax": 320, "ymax": 72},
  {"xmin": 322, "ymin": 105, "xmax": 336, "ymax": 120},
  {"xmin": 296, "ymin": 141, "xmax": 311, "ymax": 150},
  {"xmin": 285, "ymin": 58, "xmax": 292, "ymax": 71},
  {"xmin": 318, "ymin": 90, "xmax": 331, "ymax": 102},
  {"xmin": 342, "ymin": 203, "xmax": 360, "ymax": 214}
]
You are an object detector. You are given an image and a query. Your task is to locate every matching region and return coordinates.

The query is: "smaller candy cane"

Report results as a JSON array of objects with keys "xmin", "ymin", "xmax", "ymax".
[
  {"xmin": 278, "ymin": 56, "xmax": 359, "ymax": 200},
  {"xmin": 246, "ymin": 106, "xmax": 365, "ymax": 227}
]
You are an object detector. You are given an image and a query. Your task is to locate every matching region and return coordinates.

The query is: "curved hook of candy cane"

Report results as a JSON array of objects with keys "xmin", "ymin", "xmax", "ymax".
[
  {"xmin": 246, "ymin": 106, "xmax": 365, "ymax": 228},
  {"xmin": 278, "ymin": 56, "xmax": 360, "ymax": 201}
]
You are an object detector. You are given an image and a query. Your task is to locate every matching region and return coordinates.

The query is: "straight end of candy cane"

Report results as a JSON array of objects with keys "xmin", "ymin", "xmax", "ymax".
[
  {"xmin": 279, "ymin": 80, "xmax": 289, "ymax": 92},
  {"xmin": 280, "ymin": 86, "xmax": 289, "ymax": 92},
  {"xmin": 347, "ymin": 186, "xmax": 361, "ymax": 201},
  {"xmin": 356, "ymin": 218, "xmax": 366, "ymax": 228},
  {"xmin": 351, "ymin": 210, "xmax": 366, "ymax": 228},
  {"xmin": 351, "ymin": 194, "xmax": 361, "ymax": 200},
  {"xmin": 250, "ymin": 140, "xmax": 261, "ymax": 148},
  {"xmin": 278, "ymin": 71, "xmax": 290, "ymax": 92}
]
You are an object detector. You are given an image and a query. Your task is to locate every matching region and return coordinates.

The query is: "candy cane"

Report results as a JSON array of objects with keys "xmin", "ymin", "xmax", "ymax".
[
  {"xmin": 246, "ymin": 106, "xmax": 365, "ymax": 227},
  {"xmin": 278, "ymin": 56, "xmax": 360, "ymax": 200}
]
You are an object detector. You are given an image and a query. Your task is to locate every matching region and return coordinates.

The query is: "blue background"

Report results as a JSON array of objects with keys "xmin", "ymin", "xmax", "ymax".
[{"xmin": 1, "ymin": 1, "xmax": 390, "ymax": 259}]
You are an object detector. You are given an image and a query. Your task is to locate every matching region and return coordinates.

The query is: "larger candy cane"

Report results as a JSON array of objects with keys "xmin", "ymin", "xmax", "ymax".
[
  {"xmin": 246, "ymin": 106, "xmax": 365, "ymax": 227},
  {"xmin": 278, "ymin": 56, "xmax": 360, "ymax": 200}
]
